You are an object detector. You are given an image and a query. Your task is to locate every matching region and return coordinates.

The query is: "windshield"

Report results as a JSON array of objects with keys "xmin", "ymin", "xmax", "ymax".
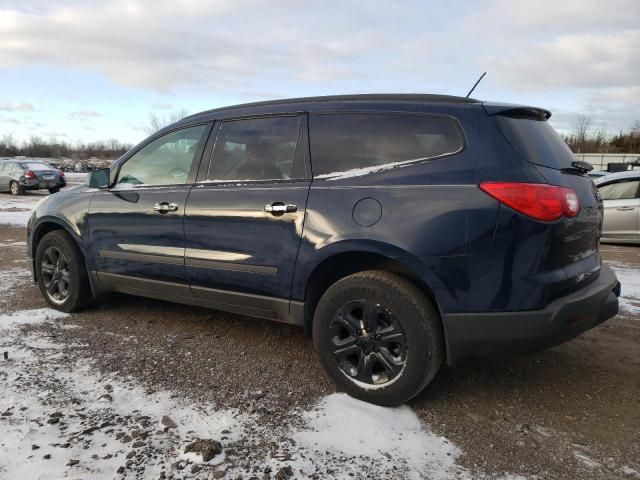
[
  {"xmin": 19, "ymin": 162, "xmax": 55, "ymax": 171},
  {"xmin": 493, "ymin": 115, "xmax": 575, "ymax": 170}
]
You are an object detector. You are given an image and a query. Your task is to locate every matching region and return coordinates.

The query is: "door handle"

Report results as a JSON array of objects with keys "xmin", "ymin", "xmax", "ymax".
[
  {"xmin": 264, "ymin": 203, "xmax": 297, "ymax": 214},
  {"xmin": 154, "ymin": 202, "xmax": 179, "ymax": 214},
  {"xmin": 616, "ymin": 206, "xmax": 636, "ymax": 211}
]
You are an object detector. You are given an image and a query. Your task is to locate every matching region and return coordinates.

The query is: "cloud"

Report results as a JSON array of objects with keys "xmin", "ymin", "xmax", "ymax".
[
  {"xmin": 0, "ymin": 1, "xmax": 404, "ymax": 92},
  {"xmin": 476, "ymin": 0, "xmax": 640, "ymax": 32},
  {"xmin": 0, "ymin": 0, "xmax": 637, "ymax": 136},
  {"xmin": 481, "ymin": 30, "xmax": 639, "ymax": 91},
  {"xmin": 151, "ymin": 102, "xmax": 173, "ymax": 110},
  {"xmin": 67, "ymin": 109, "xmax": 102, "ymax": 121},
  {"xmin": 43, "ymin": 131, "xmax": 68, "ymax": 138},
  {"xmin": 0, "ymin": 116, "xmax": 21, "ymax": 124},
  {"xmin": 0, "ymin": 101, "xmax": 35, "ymax": 112}
]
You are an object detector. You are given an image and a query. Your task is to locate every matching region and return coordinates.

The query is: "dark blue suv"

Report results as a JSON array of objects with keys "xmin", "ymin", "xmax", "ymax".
[{"xmin": 27, "ymin": 94, "xmax": 620, "ymax": 405}]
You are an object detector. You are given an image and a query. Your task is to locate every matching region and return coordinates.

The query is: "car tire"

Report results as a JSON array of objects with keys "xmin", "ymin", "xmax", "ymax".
[
  {"xmin": 48, "ymin": 187, "xmax": 61, "ymax": 194},
  {"xmin": 10, "ymin": 181, "xmax": 23, "ymax": 195},
  {"xmin": 312, "ymin": 270, "xmax": 443, "ymax": 406},
  {"xmin": 35, "ymin": 230, "xmax": 94, "ymax": 312}
]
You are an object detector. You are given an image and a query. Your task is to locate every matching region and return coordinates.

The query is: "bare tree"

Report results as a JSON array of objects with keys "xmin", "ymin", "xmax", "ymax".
[
  {"xmin": 145, "ymin": 109, "xmax": 190, "ymax": 134},
  {"xmin": 573, "ymin": 115, "xmax": 592, "ymax": 153}
]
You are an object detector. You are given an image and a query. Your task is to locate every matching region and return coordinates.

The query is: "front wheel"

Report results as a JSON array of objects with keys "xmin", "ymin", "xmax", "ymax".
[
  {"xmin": 313, "ymin": 271, "xmax": 443, "ymax": 406},
  {"xmin": 35, "ymin": 230, "xmax": 94, "ymax": 312}
]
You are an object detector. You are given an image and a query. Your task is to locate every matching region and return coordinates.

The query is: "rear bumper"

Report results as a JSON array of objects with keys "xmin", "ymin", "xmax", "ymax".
[
  {"xmin": 444, "ymin": 265, "xmax": 620, "ymax": 365},
  {"xmin": 21, "ymin": 178, "xmax": 65, "ymax": 190}
]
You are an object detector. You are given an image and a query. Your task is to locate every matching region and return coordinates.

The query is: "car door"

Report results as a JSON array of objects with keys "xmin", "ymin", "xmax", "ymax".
[
  {"xmin": 598, "ymin": 178, "xmax": 640, "ymax": 240},
  {"xmin": 88, "ymin": 124, "xmax": 211, "ymax": 294},
  {"xmin": 184, "ymin": 114, "xmax": 311, "ymax": 322},
  {"xmin": 0, "ymin": 162, "xmax": 12, "ymax": 191}
]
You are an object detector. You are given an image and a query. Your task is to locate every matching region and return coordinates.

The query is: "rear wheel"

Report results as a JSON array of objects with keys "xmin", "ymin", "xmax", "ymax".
[
  {"xmin": 35, "ymin": 230, "xmax": 94, "ymax": 312},
  {"xmin": 313, "ymin": 271, "xmax": 443, "ymax": 406},
  {"xmin": 48, "ymin": 187, "xmax": 61, "ymax": 194},
  {"xmin": 10, "ymin": 181, "xmax": 23, "ymax": 195}
]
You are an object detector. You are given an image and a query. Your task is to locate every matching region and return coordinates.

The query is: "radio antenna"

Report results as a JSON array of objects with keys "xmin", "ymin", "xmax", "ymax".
[{"xmin": 465, "ymin": 72, "xmax": 486, "ymax": 98}]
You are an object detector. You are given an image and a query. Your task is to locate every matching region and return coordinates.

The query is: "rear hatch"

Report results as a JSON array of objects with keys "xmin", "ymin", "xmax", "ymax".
[{"xmin": 485, "ymin": 104, "xmax": 602, "ymax": 292}]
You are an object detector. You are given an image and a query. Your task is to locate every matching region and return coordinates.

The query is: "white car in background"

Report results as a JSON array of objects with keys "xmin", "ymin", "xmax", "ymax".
[{"xmin": 594, "ymin": 171, "xmax": 640, "ymax": 244}]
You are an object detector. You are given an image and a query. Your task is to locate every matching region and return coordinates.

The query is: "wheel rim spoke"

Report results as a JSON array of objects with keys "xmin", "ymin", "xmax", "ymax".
[
  {"xmin": 356, "ymin": 353, "xmax": 376, "ymax": 383},
  {"xmin": 333, "ymin": 313, "xmax": 359, "ymax": 337},
  {"xmin": 41, "ymin": 264, "xmax": 55, "ymax": 275},
  {"xmin": 375, "ymin": 348, "xmax": 403, "ymax": 376},
  {"xmin": 47, "ymin": 278, "xmax": 58, "ymax": 295}
]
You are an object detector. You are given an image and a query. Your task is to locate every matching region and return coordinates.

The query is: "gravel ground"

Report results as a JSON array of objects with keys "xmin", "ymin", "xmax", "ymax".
[{"xmin": 1, "ymin": 197, "xmax": 639, "ymax": 479}]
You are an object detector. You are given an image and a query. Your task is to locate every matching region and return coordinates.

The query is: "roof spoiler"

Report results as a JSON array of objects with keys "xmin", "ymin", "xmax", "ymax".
[{"xmin": 482, "ymin": 102, "xmax": 551, "ymax": 120}]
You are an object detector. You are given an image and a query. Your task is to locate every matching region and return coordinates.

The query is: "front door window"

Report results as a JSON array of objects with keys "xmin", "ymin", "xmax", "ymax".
[{"xmin": 116, "ymin": 125, "xmax": 207, "ymax": 186}]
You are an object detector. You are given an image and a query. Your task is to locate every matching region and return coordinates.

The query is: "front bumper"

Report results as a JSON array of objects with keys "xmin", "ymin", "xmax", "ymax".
[{"xmin": 444, "ymin": 265, "xmax": 620, "ymax": 365}]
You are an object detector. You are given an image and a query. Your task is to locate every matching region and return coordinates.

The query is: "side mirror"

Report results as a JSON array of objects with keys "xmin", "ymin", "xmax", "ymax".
[{"xmin": 87, "ymin": 168, "xmax": 111, "ymax": 188}]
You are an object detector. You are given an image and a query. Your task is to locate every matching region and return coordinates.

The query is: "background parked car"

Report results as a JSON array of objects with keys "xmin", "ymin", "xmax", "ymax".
[
  {"xmin": 588, "ymin": 170, "xmax": 608, "ymax": 179},
  {"xmin": 0, "ymin": 159, "xmax": 66, "ymax": 195},
  {"xmin": 595, "ymin": 170, "xmax": 640, "ymax": 244}
]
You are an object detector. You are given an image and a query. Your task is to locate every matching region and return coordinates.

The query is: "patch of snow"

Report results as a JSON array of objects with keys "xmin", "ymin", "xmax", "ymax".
[
  {"xmin": 0, "ymin": 308, "xmax": 248, "ymax": 480},
  {"xmin": 314, "ymin": 156, "xmax": 436, "ymax": 181},
  {"xmin": 291, "ymin": 393, "xmax": 464, "ymax": 479},
  {"xmin": 0, "ymin": 240, "xmax": 25, "ymax": 248},
  {"xmin": 0, "ymin": 193, "xmax": 45, "ymax": 226},
  {"xmin": 573, "ymin": 450, "xmax": 602, "ymax": 470},
  {"xmin": 0, "ymin": 267, "xmax": 32, "ymax": 299},
  {"xmin": 621, "ymin": 465, "xmax": 640, "ymax": 479},
  {"xmin": 608, "ymin": 263, "xmax": 640, "ymax": 315},
  {"xmin": 0, "ymin": 305, "xmax": 527, "ymax": 479},
  {"xmin": 0, "ymin": 307, "xmax": 69, "ymax": 326},
  {"xmin": 64, "ymin": 172, "xmax": 88, "ymax": 183}
]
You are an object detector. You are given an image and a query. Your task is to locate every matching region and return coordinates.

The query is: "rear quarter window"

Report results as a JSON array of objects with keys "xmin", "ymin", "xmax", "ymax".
[
  {"xmin": 493, "ymin": 115, "xmax": 575, "ymax": 170},
  {"xmin": 309, "ymin": 113, "xmax": 464, "ymax": 177}
]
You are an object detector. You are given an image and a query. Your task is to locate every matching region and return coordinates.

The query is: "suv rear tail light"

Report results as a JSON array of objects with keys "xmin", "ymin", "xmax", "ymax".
[
  {"xmin": 24, "ymin": 170, "xmax": 35, "ymax": 179},
  {"xmin": 59, "ymin": 170, "xmax": 65, "ymax": 177},
  {"xmin": 479, "ymin": 182, "xmax": 580, "ymax": 221}
]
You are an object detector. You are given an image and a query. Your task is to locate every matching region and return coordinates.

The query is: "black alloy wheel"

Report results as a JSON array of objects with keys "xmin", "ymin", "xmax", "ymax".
[
  {"xmin": 330, "ymin": 299, "xmax": 407, "ymax": 386},
  {"xmin": 40, "ymin": 246, "xmax": 71, "ymax": 305}
]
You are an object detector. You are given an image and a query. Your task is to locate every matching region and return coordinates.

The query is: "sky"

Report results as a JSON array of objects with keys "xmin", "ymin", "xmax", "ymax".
[{"xmin": 0, "ymin": 0, "xmax": 638, "ymax": 145}]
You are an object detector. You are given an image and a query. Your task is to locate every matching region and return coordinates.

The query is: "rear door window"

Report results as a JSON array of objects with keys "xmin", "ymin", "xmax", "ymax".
[
  {"xmin": 598, "ymin": 180, "xmax": 640, "ymax": 200},
  {"xmin": 309, "ymin": 113, "xmax": 464, "ymax": 177},
  {"xmin": 207, "ymin": 116, "xmax": 302, "ymax": 182}
]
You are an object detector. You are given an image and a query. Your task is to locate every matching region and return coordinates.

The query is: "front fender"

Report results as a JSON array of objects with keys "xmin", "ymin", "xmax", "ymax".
[{"xmin": 28, "ymin": 187, "xmax": 96, "ymax": 268}]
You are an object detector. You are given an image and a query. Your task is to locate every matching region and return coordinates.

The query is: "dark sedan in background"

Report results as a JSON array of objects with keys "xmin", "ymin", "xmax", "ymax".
[{"xmin": 0, "ymin": 160, "xmax": 66, "ymax": 195}]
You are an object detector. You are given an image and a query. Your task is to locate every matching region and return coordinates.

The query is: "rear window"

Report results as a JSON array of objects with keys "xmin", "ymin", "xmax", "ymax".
[
  {"xmin": 19, "ymin": 162, "xmax": 55, "ymax": 171},
  {"xmin": 309, "ymin": 113, "xmax": 464, "ymax": 177},
  {"xmin": 493, "ymin": 116, "xmax": 575, "ymax": 169}
]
